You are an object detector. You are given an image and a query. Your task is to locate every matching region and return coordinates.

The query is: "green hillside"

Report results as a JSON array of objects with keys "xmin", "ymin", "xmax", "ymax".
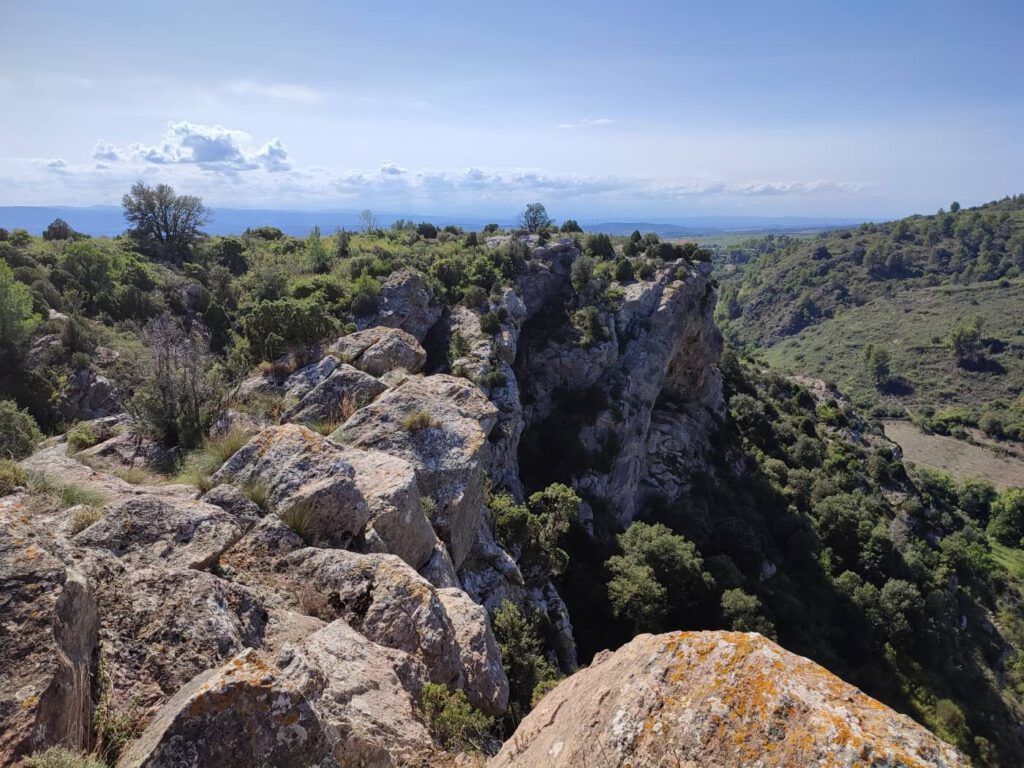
[{"xmin": 717, "ymin": 196, "xmax": 1024, "ymax": 439}]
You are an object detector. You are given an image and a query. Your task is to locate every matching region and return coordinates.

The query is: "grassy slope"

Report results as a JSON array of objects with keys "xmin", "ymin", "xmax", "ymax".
[{"xmin": 761, "ymin": 277, "xmax": 1024, "ymax": 418}]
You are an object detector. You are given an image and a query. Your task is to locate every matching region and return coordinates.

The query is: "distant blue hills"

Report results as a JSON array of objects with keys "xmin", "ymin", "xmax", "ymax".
[{"xmin": 0, "ymin": 205, "xmax": 867, "ymax": 238}]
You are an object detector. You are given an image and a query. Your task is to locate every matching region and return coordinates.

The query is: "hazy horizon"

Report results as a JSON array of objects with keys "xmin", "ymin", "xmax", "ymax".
[{"xmin": 2, "ymin": 1, "xmax": 1022, "ymax": 218}]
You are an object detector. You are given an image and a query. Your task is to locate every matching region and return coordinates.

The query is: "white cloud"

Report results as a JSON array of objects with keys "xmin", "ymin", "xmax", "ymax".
[
  {"xmin": 557, "ymin": 117, "xmax": 616, "ymax": 129},
  {"xmin": 95, "ymin": 122, "xmax": 291, "ymax": 173},
  {"xmin": 227, "ymin": 80, "xmax": 324, "ymax": 104}
]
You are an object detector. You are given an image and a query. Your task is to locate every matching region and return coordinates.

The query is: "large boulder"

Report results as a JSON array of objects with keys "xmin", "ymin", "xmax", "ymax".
[
  {"xmin": 330, "ymin": 327, "xmax": 426, "ymax": 377},
  {"xmin": 491, "ymin": 631, "xmax": 968, "ymax": 768},
  {"xmin": 214, "ymin": 424, "xmax": 437, "ymax": 569},
  {"xmin": 82, "ymin": 558, "xmax": 269, "ymax": 715},
  {"xmin": 336, "ymin": 374, "xmax": 498, "ymax": 570},
  {"xmin": 117, "ymin": 648, "xmax": 331, "ymax": 768},
  {"xmin": 280, "ymin": 619, "xmax": 438, "ymax": 768},
  {"xmin": 437, "ymin": 588, "xmax": 509, "ymax": 715},
  {"xmin": 280, "ymin": 363, "xmax": 388, "ymax": 425},
  {"xmin": 363, "ymin": 268, "xmax": 442, "ymax": 342},
  {"xmin": 74, "ymin": 495, "xmax": 246, "ymax": 571},
  {"xmin": 0, "ymin": 497, "xmax": 98, "ymax": 764}
]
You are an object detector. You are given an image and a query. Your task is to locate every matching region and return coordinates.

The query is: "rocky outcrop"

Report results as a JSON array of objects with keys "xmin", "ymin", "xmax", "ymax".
[
  {"xmin": 116, "ymin": 649, "xmax": 330, "ymax": 768},
  {"xmin": 63, "ymin": 367, "xmax": 118, "ymax": 421},
  {"xmin": 437, "ymin": 587, "xmax": 509, "ymax": 715},
  {"xmin": 214, "ymin": 424, "xmax": 437, "ymax": 568},
  {"xmin": 331, "ymin": 326, "xmax": 427, "ymax": 377},
  {"xmin": 73, "ymin": 495, "xmax": 246, "ymax": 571},
  {"xmin": 492, "ymin": 631, "xmax": 967, "ymax": 768},
  {"xmin": 338, "ymin": 374, "xmax": 498, "ymax": 571},
  {"xmin": 0, "ymin": 495, "xmax": 99, "ymax": 764},
  {"xmin": 361, "ymin": 268, "xmax": 443, "ymax": 342},
  {"xmin": 280, "ymin": 363, "xmax": 388, "ymax": 425}
]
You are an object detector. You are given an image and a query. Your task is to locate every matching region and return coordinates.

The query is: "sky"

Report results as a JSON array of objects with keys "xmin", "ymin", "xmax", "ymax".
[{"xmin": 2, "ymin": 0, "xmax": 1023, "ymax": 220}]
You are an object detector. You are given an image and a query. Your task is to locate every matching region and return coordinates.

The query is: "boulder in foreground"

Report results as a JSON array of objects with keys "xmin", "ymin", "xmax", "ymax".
[{"xmin": 492, "ymin": 631, "xmax": 967, "ymax": 768}]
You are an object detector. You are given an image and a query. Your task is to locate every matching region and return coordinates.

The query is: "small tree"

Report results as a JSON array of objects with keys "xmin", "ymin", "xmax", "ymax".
[
  {"xmin": 122, "ymin": 182, "xmax": 208, "ymax": 261},
  {"xmin": 42, "ymin": 218, "xmax": 77, "ymax": 241},
  {"xmin": 0, "ymin": 399, "xmax": 43, "ymax": 459},
  {"xmin": 306, "ymin": 226, "xmax": 330, "ymax": 274},
  {"xmin": 0, "ymin": 261, "xmax": 39, "ymax": 354},
  {"xmin": 359, "ymin": 209, "xmax": 378, "ymax": 233},
  {"xmin": 947, "ymin": 316, "xmax": 984, "ymax": 368},
  {"xmin": 519, "ymin": 203, "xmax": 552, "ymax": 233},
  {"xmin": 560, "ymin": 219, "xmax": 583, "ymax": 233},
  {"xmin": 862, "ymin": 343, "xmax": 891, "ymax": 387}
]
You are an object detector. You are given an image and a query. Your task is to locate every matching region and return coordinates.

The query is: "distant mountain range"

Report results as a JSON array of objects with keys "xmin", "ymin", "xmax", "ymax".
[{"xmin": 0, "ymin": 205, "xmax": 867, "ymax": 238}]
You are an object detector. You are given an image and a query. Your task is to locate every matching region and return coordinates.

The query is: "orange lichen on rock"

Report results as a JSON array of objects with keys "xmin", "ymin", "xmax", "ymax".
[{"xmin": 492, "ymin": 631, "xmax": 968, "ymax": 768}]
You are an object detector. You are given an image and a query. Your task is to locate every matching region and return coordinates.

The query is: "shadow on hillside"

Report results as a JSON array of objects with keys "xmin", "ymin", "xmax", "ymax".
[{"xmin": 881, "ymin": 376, "xmax": 915, "ymax": 396}]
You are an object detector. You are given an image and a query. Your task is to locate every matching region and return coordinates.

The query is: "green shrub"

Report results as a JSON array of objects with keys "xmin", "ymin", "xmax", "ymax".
[
  {"xmin": 66, "ymin": 422, "xmax": 99, "ymax": 453},
  {"xmin": 421, "ymin": 682, "xmax": 493, "ymax": 752},
  {"xmin": 0, "ymin": 458, "xmax": 27, "ymax": 495},
  {"xmin": 0, "ymin": 398, "xmax": 42, "ymax": 459},
  {"xmin": 479, "ymin": 311, "xmax": 501, "ymax": 336},
  {"xmin": 492, "ymin": 601, "xmax": 557, "ymax": 727},
  {"xmin": 22, "ymin": 747, "xmax": 106, "ymax": 768}
]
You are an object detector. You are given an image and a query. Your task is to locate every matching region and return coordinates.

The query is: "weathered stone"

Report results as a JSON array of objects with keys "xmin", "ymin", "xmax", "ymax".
[
  {"xmin": 74, "ymin": 495, "xmax": 245, "ymax": 571},
  {"xmin": 63, "ymin": 367, "xmax": 118, "ymax": 421},
  {"xmin": 338, "ymin": 374, "xmax": 497, "ymax": 570},
  {"xmin": 77, "ymin": 428, "xmax": 175, "ymax": 473},
  {"xmin": 281, "ymin": 363, "xmax": 388, "ymax": 426},
  {"xmin": 116, "ymin": 649, "xmax": 332, "ymax": 768},
  {"xmin": 280, "ymin": 619, "xmax": 438, "ymax": 768},
  {"xmin": 0, "ymin": 498, "xmax": 98, "ymax": 764},
  {"xmin": 331, "ymin": 327, "xmax": 426, "ymax": 377},
  {"xmin": 437, "ymin": 588, "xmax": 509, "ymax": 715},
  {"xmin": 214, "ymin": 425, "xmax": 436, "ymax": 568},
  {"xmin": 82, "ymin": 558, "xmax": 268, "ymax": 714},
  {"xmin": 363, "ymin": 268, "xmax": 443, "ymax": 341},
  {"xmin": 285, "ymin": 548, "xmax": 462, "ymax": 689},
  {"xmin": 492, "ymin": 631, "xmax": 968, "ymax": 768},
  {"xmin": 201, "ymin": 484, "xmax": 264, "ymax": 528}
]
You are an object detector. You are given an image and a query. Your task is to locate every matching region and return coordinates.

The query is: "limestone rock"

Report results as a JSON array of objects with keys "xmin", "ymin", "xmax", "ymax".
[
  {"xmin": 437, "ymin": 588, "xmax": 509, "ymax": 715},
  {"xmin": 331, "ymin": 326, "xmax": 427, "ymax": 377},
  {"xmin": 0, "ymin": 499, "xmax": 98, "ymax": 764},
  {"xmin": 63, "ymin": 367, "xmax": 118, "ymax": 421},
  {"xmin": 492, "ymin": 631, "xmax": 968, "ymax": 768},
  {"xmin": 280, "ymin": 619, "xmax": 438, "ymax": 767},
  {"xmin": 215, "ymin": 424, "xmax": 436, "ymax": 568},
  {"xmin": 281, "ymin": 363, "xmax": 388, "ymax": 425},
  {"xmin": 338, "ymin": 374, "xmax": 497, "ymax": 569},
  {"xmin": 116, "ymin": 649, "xmax": 331, "ymax": 768},
  {"xmin": 363, "ymin": 268, "xmax": 442, "ymax": 341},
  {"xmin": 74, "ymin": 495, "xmax": 246, "ymax": 571},
  {"xmin": 200, "ymin": 484, "xmax": 264, "ymax": 528}
]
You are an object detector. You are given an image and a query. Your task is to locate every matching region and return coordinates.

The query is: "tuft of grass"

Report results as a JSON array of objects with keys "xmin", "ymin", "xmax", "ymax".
[
  {"xmin": 69, "ymin": 505, "xmax": 103, "ymax": 534},
  {"xmin": 281, "ymin": 500, "xmax": 318, "ymax": 543},
  {"xmin": 59, "ymin": 482, "xmax": 109, "ymax": 509},
  {"xmin": 0, "ymin": 458, "xmax": 28, "ymax": 496},
  {"xmin": 306, "ymin": 418, "xmax": 344, "ymax": 436},
  {"xmin": 421, "ymin": 495, "xmax": 438, "ymax": 518},
  {"xmin": 176, "ymin": 427, "xmax": 254, "ymax": 490},
  {"xmin": 402, "ymin": 410, "xmax": 439, "ymax": 432},
  {"xmin": 241, "ymin": 478, "xmax": 270, "ymax": 512},
  {"xmin": 114, "ymin": 466, "xmax": 155, "ymax": 486},
  {"xmin": 22, "ymin": 747, "xmax": 106, "ymax": 768}
]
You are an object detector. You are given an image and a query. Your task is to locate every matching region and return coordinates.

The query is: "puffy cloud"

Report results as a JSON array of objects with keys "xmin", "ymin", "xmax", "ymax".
[
  {"xmin": 95, "ymin": 121, "xmax": 291, "ymax": 172},
  {"xmin": 379, "ymin": 161, "xmax": 406, "ymax": 176},
  {"xmin": 45, "ymin": 159, "xmax": 68, "ymax": 169}
]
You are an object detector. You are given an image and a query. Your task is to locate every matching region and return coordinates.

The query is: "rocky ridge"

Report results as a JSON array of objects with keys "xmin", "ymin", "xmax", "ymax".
[{"xmin": 0, "ymin": 236, "xmax": 967, "ymax": 766}]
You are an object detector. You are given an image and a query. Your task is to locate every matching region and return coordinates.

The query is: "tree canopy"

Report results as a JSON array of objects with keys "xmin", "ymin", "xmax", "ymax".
[{"xmin": 122, "ymin": 182, "xmax": 208, "ymax": 261}]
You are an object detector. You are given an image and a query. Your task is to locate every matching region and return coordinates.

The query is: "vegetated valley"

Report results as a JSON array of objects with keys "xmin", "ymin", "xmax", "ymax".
[{"xmin": 1, "ymin": 189, "xmax": 1023, "ymax": 766}]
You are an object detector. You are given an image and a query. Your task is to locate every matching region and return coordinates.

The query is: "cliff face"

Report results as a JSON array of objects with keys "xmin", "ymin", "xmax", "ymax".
[{"xmin": 493, "ymin": 631, "xmax": 968, "ymax": 768}]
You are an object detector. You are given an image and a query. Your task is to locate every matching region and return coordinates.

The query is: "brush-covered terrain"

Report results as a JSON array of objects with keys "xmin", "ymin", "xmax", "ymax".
[
  {"xmin": 716, "ymin": 196, "xmax": 1024, "ymax": 443},
  {"xmin": 1, "ymin": 191, "xmax": 1023, "ymax": 766}
]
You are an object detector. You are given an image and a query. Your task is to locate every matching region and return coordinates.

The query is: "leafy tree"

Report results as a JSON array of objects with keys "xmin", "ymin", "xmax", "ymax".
[
  {"xmin": 0, "ymin": 261, "xmax": 39, "ymax": 353},
  {"xmin": 0, "ymin": 399, "xmax": 43, "ymax": 459},
  {"xmin": 493, "ymin": 483, "xmax": 580, "ymax": 581},
  {"xmin": 585, "ymin": 233, "xmax": 615, "ymax": 260},
  {"xmin": 950, "ymin": 201, "xmax": 961, "ymax": 213},
  {"xmin": 122, "ymin": 182, "xmax": 208, "ymax": 261},
  {"xmin": 878, "ymin": 578, "xmax": 924, "ymax": 640},
  {"xmin": 862, "ymin": 343, "xmax": 891, "ymax": 387},
  {"xmin": 560, "ymin": 219, "xmax": 582, "ymax": 233},
  {"xmin": 519, "ymin": 203, "xmax": 552, "ymax": 233},
  {"xmin": 720, "ymin": 588, "xmax": 775, "ymax": 637},
  {"xmin": 947, "ymin": 316, "xmax": 984, "ymax": 367},
  {"xmin": 491, "ymin": 601, "xmax": 556, "ymax": 726},
  {"xmin": 306, "ymin": 226, "xmax": 330, "ymax": 274},
  {"xmin": 607, "ymin": 522, "xmax": 713, "ymax": 632},
  {"xmin": 59, "ymin": 242, "xmax": 114, "ymax": 308},
  {"xmin": 416, "ymin": 222, "xmax": 439, "ymax": 239},
  {"xmin": 988, "ymin": 488, "xmax": 1024, "ymax": 545},
  {"xmin": 42, "ymin": 218, "xmax": 79, "ymax": 241},
  {"xmin": 359, "ymin": 209, "xmax": 377, "ymax": 233},
  {"xmin": 334, "ymin": 228, "xmax": 351, "ymax": 259}
]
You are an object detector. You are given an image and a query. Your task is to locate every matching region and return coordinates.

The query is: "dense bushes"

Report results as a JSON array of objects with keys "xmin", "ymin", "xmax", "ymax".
[{"xmin": 0, "ymin": 398, "xmax": 42, "ymax": 459}]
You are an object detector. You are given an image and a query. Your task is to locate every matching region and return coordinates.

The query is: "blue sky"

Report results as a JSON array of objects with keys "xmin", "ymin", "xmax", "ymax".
[{"xmin": 2, "ymin": 0, "xmax": 1022, "ymax": 219}]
